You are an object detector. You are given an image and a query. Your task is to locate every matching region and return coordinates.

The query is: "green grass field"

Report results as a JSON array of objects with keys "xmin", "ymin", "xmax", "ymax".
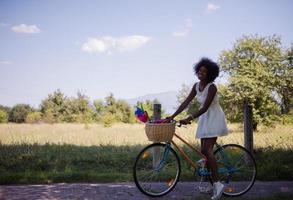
[{"xmin": 0, "ymin": 123, "xmax": 292, "ymax": 184}]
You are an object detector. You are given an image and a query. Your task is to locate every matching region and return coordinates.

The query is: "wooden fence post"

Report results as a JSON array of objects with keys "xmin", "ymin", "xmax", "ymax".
[
  {"xmin": 244, "ymin": 99, "xmax": 253, "ymax": 154},
  {"xmin": 153, "ymin": 104, "xmax": 161, "ymax": 121},
  {"xmin": 153, "ymin": 103, "xmax": 161, "ymax": 168}
]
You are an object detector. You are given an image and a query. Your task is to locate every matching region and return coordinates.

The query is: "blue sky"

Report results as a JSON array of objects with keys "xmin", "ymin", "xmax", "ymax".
[{"xmin": 0, "ymin": 0, "xmax": 292, "ymax": 108}]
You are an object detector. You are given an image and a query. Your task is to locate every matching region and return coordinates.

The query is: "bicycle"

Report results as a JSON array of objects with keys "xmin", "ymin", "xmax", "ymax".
[{"xmin": 133, "ymin": 120, "xmax": 257, "ymax": 197}]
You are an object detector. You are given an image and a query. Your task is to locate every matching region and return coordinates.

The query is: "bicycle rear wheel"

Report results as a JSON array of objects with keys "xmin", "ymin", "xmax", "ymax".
[
  {"xmin": 214, "ymin": 144, "xmax": 257, "ymax": 196},
  {"xmin": 133, "ymin": 143, "xmax": 181, "ymax": 197}
]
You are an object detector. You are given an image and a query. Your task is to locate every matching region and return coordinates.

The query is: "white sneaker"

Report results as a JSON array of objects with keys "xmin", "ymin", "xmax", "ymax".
[
  {"xmin": 198, "ymin": 184, "xmax": 213, "ymax": 194},
  {"xmin": 211, "ymin": 182, "xmax": 224, "ymax": 200}
]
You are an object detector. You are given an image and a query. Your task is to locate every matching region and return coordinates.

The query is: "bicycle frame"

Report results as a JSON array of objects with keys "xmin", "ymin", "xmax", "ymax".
[
  {"xmin": 170, "ymin": 132, "xmax": 207, "ymax": 169},
  {"xmin": 164, "ymin": 132, "xmax": 236, "ymax": 177}
]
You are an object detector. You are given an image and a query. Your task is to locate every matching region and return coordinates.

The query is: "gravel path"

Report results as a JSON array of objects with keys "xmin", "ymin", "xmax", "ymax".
[{"xmin": 0, "ymin": 181, "xmax": 292, "ymax": 200}]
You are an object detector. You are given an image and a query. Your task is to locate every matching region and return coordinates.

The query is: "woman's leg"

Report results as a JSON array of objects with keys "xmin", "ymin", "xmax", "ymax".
[{"xmin": 201, "ymin": 137, "xmax": 218, "ymax": 182}]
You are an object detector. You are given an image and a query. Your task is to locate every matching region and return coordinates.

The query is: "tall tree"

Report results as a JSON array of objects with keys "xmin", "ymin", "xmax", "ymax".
[
  {"xmin": 40, "ymin": 89, "xmax": 68, "ymax": 122},
  {"xmin": 67, "ymin": 92, "xmax": 94, "ymax": 123},
  {"xmin": 219, "ymin": 35, "xmax": 285, "ymax": 129}
]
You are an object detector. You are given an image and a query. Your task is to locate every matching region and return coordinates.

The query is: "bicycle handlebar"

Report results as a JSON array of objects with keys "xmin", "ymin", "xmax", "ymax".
[{"xmin": 169, "ymin": 119, "xmax": 191, "ymax": 127}]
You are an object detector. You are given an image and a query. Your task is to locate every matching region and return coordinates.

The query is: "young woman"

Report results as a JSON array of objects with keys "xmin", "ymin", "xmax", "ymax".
[{"xmin": 167, "ymin": 57, "xmax": 228, "ymax": 200}]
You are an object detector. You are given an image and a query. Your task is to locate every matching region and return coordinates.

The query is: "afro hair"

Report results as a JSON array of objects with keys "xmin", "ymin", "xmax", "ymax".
[{"xmin": 193, "ymin": 57, "xmax": 219, "ymax": 83}]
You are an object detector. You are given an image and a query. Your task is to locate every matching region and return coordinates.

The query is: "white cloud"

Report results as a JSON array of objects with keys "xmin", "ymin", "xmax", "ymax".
[
  {"xmin": 173, "ymin": 18, "xmax": 193, "ymax": 37},
  {"xmin": 82, "ymin": 35, "xmax": 151, "ymax": 54},
  {"xmin": 206, "ymin": 3, "xmax": 220, "ymax": 13},
  {"xmin": 116, "ymin": 35, "xmax": 151, "ymax": 51},
  {"xmin": 0, "ymin": 60, "xmax": 13, "ymax": 65},
  {"xmin": 11, "ymin": 24, "xmax": 41, "ymax": 34}
]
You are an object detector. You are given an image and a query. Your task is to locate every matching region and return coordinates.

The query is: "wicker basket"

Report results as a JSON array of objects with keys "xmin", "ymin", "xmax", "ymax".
[{"xmin": 145, "ymin": 122, "xmax": 176, "ymax": 142}]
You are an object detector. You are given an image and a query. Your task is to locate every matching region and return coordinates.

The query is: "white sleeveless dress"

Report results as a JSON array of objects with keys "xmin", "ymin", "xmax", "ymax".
[{"xmin": 195, "ymin": 82, "xmax": 228, "ymax": 139}]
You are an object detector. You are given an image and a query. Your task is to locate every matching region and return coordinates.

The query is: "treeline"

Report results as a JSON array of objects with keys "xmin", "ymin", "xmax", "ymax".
[
  {"xmin": 0, "ymin": 34, "xmax": 292, "ymax": 128},
  {"xmin": 0, "ymin": 92, "xmax": 164, "ymax": 126}
]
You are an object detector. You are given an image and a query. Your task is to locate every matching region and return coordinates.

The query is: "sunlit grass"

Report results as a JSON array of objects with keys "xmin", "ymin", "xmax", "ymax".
[{"xmin": 0, "ymin": 123, "xmax": 292, "ymax": 149}]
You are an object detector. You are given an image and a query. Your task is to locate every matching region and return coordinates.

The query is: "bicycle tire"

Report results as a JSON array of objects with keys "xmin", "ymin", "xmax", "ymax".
[
  {"xmin": 133, "ymin": 143, "xmax": 181, "ymax": 197},
  {"xmin": 214, "ymin": 144, "xmax": 257, "ymax": 196}
]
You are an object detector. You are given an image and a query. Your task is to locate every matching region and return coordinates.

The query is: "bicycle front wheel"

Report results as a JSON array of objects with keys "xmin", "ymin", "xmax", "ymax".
[
  {"xmin": 214, "ymin": 144, "xmax": 257, "ymax": 197},
  {"xmin": 133, "ymin": 143, "xmax": 181, "ymax": 197}
]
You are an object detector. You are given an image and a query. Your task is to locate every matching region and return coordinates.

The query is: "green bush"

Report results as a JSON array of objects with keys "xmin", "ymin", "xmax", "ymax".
[
  {"xmin": 280, "ymin": 110, "xmax": 293, "ymax": 124},
  {"xmin": 40, "ymin": 90, "xmax": 95, "ymax": 123},
  {"xmin": 25, "ymin": 112, "xmax": 42, "ymax": 123},
  {"xmin": 102, "ymin": 114, "xmax": 116, "ymax": 127},
  {"xmin": 8, "ymin": 104, "xmax": 33, "ymax": 123},
  {"xmin": 42, "ymin": 109, "xmax": 56, "ymax": 124},
  {"xmin": 0, "ymin": 110, "xmax": 8, "ymax": 123}
]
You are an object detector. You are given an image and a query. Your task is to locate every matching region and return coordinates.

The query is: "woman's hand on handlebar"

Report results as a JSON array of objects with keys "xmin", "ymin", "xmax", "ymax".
[
  {"xmin": 165, "ymin": 116, "xmax": 192, "ymax": 127},
  {"xmin": 178, "ymin": 117, "xmax": 192, "ymax": 127}
]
